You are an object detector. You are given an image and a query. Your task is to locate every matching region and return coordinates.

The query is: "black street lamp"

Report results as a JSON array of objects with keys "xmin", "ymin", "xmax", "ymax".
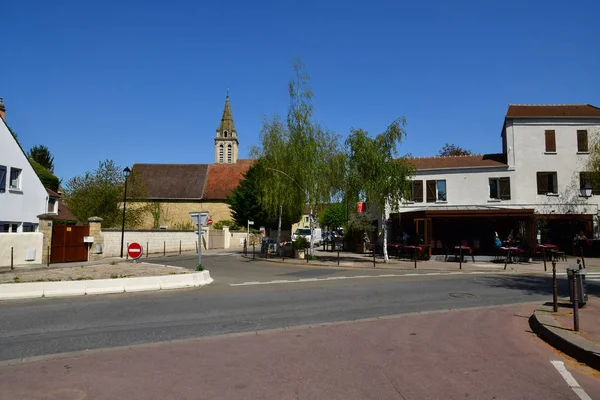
[{"xmin": 120, "ymin": 167, "xmax": 131, "ymax": 258}]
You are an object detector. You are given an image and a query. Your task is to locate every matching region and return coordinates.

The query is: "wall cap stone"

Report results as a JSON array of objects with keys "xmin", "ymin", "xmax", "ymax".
[{"xmin": 88, "ymin": 217, "xmax": 103, "ymax": 222}]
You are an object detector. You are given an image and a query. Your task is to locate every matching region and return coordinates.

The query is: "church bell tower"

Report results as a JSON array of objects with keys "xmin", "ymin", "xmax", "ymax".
[{"xmin": 214, "ymin": 93, "xmax": 239, "ymax": 164}]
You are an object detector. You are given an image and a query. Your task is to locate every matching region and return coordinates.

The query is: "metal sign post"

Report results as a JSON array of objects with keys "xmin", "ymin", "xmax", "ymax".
[
  {"xmin": 190, "ymin": 212, "xmax": 209, "ymax": 266},
  {"xmin": 247, "ymin": 220, "xmax": 254, "ymax": 249}
]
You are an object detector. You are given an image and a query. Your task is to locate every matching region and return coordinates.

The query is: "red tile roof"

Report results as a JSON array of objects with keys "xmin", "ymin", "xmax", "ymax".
[
  {"xmin": 57, "ymin": 200, "xmax": 80, "ymax": 224},
  {"xmin": 203, "ymin": 159, "xmax": 255, "ymax": 200},
  {"xmin": 409, "ymin": 154, "xmax": 507, "ymax": 170},
  {"xmin": 506, "ymin": 104, "xmax": 600, "ymax": 118}
]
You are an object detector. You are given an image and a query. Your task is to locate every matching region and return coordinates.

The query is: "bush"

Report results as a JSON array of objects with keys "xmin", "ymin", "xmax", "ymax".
[
  {"xmin": 30, "ymin": 158, "xmax": 60, "ymax": 192},
  {"xmin": 293, "ymin": 236, "xmax": 309, "ymax": 250},
  {"xmin": 213, "ymin": 220, "xmax": 241, "ymax": 230},
  {"xmin": 196, "ymin": 264, "xmax": 205, "ymax": 271}
]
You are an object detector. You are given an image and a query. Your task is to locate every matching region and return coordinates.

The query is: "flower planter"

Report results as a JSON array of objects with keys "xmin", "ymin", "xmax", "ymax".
[{"xmin": 295, "ymin": 250, "xmax": 306, "ymax": 260}]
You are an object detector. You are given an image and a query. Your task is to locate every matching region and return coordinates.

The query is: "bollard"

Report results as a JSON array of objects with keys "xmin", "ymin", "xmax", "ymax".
[
  {"xmin": 253, "ymin": 243, "xmax": 255, "ymax": 259},
  {"xmin": 580, "ymin": 245, "xmax": 586, "ymax": 269},
  {"xmin": 573, "ymin": 271, "xmax": 580, "ymax": 332},
  {"xmin": 146, "ymin": 242, "xmax": 149, "ymax": 257},
  {"xmin": 47, "ymin": 246, "xmax": 50, "ymax": 266},
  {"xmin": 126, "ymin": 243, "xmax": 129, "ymax": 260},
  {"xmin": 414, "ymin": 247, "xmax": 417, "ymax": 269},
  {"xmin": 337, "ymin": 248, "xmax": 340, "ymax": 266},
  {"xmin": 504, "ymin": 249, "xmax": 510, "ymax": 270},
  {"xmin": 179, "ymin": 240, "xmax": 182, "ymax": 255},
  {"xmin": 373, "ymin": 247, "xmax": 376, "ymax": 268},
  {"xmin": 459, "ymin": 247, "xmax": 463, "ymax": 270},
  {"xmin": 163, "ymin": 241, "xmax": 166, "ymax": 257},
  {"xmin": 542, "ymin": 247, "xmax": 547, "ymax": 272},
  {"xmin": 552, "ymin": 260, "xmax": 558, "ymax": 312},
  {"xmin": 11, "ymin": 247, "xmax": 14, "ymax": 270},
  {"xmin": 306, "ymin": 248, "xmax": 309, "ymax": 263}
]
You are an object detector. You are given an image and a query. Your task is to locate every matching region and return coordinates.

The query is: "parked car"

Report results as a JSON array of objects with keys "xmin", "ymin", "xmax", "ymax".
[{"xmin": 292, "ymin": 228, "xmax": 323, "ymax": 246}]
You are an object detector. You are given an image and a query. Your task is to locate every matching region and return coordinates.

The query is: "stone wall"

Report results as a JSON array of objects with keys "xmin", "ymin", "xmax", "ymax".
[
  {"xmin": 132, "ymin": 201, "xmax": 233, "ymax": 229},
  {"xmin": 0, "ymin": 233, "xmax": 43, "ymax": 267},
  {"xmin": 38, "ymin": 217, "xmax": 53, "ymax": 265},
  {"xmin": 101, "ymin": 229, "xmax": 209, "ymax": 257}
]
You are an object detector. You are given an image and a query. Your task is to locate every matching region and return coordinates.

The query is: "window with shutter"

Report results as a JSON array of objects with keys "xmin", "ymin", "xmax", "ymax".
[
  {"xmin": 489, "ymin": 178, "xmax": 499, "ymax": 199},
  {"xmin": 545, "ymin": 130, "xmax": 556, "ymax": 152},
  {"xmin": 537, "ymin": 172, "xmax": 548, "ymax": 194},
  {"xmin": 426, "ymin": 180, "xmax": 436, "ymax": 203},
  {"xmin": 577, "ymin": 130, "xmax": 589, "ymax": 152},
  {"xmin": 0, "ymin": 165, "xmax": 6, "ymax": 193},
  {"xmin": 412, "ymin": 180, "xmax": 423, "ymax": 202},
  {"xmin": 499, "ymin": 177, "xmax": 511, "ymax": 200}
]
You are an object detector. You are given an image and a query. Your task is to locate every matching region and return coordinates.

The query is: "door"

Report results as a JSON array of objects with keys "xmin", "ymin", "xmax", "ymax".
[
  {"xmin": 51, "ymin": 225, "xmax": 90, "ymax": 263},
  {"xmin": 415, "ymin": 218, "xmax": 432, "ymax": 255}
]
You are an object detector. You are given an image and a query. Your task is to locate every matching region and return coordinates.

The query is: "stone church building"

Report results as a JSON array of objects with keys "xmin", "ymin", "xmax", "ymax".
[{"xmin": 131, "ymin": 95, "xmax": 253, "ymax": 229}]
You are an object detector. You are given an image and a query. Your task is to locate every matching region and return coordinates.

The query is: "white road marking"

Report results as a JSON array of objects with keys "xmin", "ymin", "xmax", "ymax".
[
  {"xmin": 551, "ymin": 360, "xmax": 592, "ymax": 400},
  {"xmin": 229, "ymin": 271, "xmax": 491, "ymax": 286}
]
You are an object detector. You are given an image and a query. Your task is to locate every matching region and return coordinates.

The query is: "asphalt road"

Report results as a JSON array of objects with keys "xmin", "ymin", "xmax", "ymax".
[{"xmin": 0, "ymin": 253, "xmax": 577, "ymax": 362}]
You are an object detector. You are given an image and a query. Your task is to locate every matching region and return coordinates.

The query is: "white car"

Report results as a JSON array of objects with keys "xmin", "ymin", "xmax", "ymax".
[{"xmin": 292, "ymin": 228, "xmax": 322, "ymax": 246}]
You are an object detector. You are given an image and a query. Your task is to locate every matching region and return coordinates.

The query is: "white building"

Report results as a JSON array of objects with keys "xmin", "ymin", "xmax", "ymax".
[
  {"xmin": 393, "ymin": 104, "xmax": 600, "ymax": 255},
  {"xmin": 0, "ymin": 99, "xmax": 49, "ymax": 232}
]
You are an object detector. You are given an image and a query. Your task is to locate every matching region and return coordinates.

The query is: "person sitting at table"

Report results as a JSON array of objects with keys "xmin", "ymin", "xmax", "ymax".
[
  {"xmin": 401, "ymin": 231, "xmax": 410, "ymax": 244},
  {"xmin": 494, "ymin": 232, "xmax": 502, "ymax": 248}
]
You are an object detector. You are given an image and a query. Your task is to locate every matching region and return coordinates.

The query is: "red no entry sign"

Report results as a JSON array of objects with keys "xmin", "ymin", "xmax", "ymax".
[{"xmin": 127, "ymin": 242, "xmax": 143, "ymax": 259}]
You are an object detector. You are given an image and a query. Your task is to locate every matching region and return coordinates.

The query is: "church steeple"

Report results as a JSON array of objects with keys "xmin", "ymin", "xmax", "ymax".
[{"xmin": 214, "ymin": 92, "xmax": 239, "ymax": 164}]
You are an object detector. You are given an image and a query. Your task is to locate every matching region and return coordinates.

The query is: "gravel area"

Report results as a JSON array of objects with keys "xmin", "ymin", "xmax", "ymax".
[{"xmin": 0, "ymin": 262, "xmax": 191, "ymax": 284}]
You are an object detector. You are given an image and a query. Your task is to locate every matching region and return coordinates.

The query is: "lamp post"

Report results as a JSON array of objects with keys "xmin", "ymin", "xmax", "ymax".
[
  {"xmin": 579, "ymin": 181, "xmax": 593, "ymax": 267},
  {"xmin": 120, "ymin": 167, "xmax": 131, "ymax": 258}
]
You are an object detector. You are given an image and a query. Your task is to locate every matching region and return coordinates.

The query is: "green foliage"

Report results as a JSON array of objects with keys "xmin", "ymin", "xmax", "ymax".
[
  {"xmin": 28, "ymin": 145, "xmax": 55, "ymax": 171},
  {"xmin": 149, "ymin": 202, "xmax": 162, "ymax": 229},
  {"xmin": 292, "ymin": 236, "xmax": 309, "ymax": 250},
  {"xmin": 62, "ymin": 160, "xmax": 148, "ymax": 228},
  {"xmin": 227, "ymin": 159, "xmax": 301, "ymax": 229},
  {"xmin": 320, "ymin": 203, "xmax": 346, "ymax": 230},
  {"xmin": 195, "ymin": 264, "xmax": 205, "ymax": 271},
  {"xmin": 251, "ymin": 59, "xmax": 344, "ymax": 252},
  {"xmin": 438, "ymin": 143, "xmax": 472, "ymax": 157},
  {"xmin": 29, "ymin": 158, "xmax": 60, "ymax": 192},
  {"xmin": 347, "ymin": 212, "xmax": 377, "ymax": 234},
  {"xmin": 213, "ymin": 219, "xmax": 242, "ymax": 230},
  {"xmin": 171, "ymin": 220, "xmax": 196, "ymax": 230}
]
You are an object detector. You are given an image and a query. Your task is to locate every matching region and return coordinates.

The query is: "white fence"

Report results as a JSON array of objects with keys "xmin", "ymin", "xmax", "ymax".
[
  {"xmin": 101, "ymin": 230, "xmax": 205, "ymax": 257},
  {"xmin": 0, "ymin": 233, "xmax": 43, "ymax": 267}
]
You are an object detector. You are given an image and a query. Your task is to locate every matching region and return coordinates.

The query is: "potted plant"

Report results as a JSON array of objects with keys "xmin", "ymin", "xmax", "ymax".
[{"xmin": 293, "ymin": 236, "xmax": 309, "ymax": 259}]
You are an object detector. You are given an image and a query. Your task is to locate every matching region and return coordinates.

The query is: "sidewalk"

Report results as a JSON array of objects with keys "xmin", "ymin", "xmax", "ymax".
[
  {"xmin": 530, "ymin": 295, "xmax": 600, "ymax": 371},
  {"xmin": 246, "ymin": 248, "xmax": 600, "ymax": 274}
]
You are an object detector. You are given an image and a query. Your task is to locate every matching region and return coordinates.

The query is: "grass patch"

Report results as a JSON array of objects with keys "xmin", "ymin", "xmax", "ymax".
[
  {"xmin": 110, "ymin": 274, "xmax": 132, "ymax": 279},
  {"xmin": 110, "ymin": 261, "xmax": 118, "ymax": 265},
  {"xmin": 195, "ymin": 264, "xmax": 205, "ymax": 271},
  {"xmin": 13, "ymin": 276, "xmax": 20, "ymax": 283}
]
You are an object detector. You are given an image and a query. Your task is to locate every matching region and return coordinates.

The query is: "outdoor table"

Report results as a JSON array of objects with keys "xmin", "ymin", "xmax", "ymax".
[
  {"xmin": 403, "ymin": 245, "xmax": 423, "ymax": 268},
  {"xmin": 387, "ymin": 243, "xmax": 403, "ymax": 258},
  {"xmin": 453, "ymin": 245, "xmax": 475, "ymax": 264},
  {"xmin": 502, "ymin": 246, "xmax": 525, "ymax": 269}
]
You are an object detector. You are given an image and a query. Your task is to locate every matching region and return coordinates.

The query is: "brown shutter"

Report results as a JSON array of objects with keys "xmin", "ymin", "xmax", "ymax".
[
  {"xmin": 426, "ymin": 180, "xmax": 436, "ymax": 203},
  {"xmin": 499, "ymin": 177, "xmax": 511, "ymax": 200},
  {"xmin": 545, "ymin": 130, "xmax": 556, "ymax": 152},
  {"xmin": 577, "ymin": 130, "xmax": 588, "ymax": 152},
  {"xmin": 413, "ymin": 180, "xmax": 423, "ymax": 202},
  {"xmin": 537, "ymin": 172, "xmax": 548, "ymax": 194}
]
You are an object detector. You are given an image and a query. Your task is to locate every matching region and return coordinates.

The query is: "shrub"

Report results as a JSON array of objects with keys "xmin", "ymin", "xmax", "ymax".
[
  {"xmin": 293, "ymin": 236, "xmax": 309, "ymax": 250},
  {"xmin": 196, "ymin": 264, "xmax": 205, "ymax": 271},
  {"xmin": 213, "ymin": 220, "xmax": 241, "ymax": 230}
]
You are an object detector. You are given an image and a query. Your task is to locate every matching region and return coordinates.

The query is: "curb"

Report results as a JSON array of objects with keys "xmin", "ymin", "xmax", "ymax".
[
  {"xmin": 529, "ymin": 304, "xmax": 600, "ymax": 371},
  {"xmin": 0, "ymin": 270, "xmax": 213, "ymax": 300}
]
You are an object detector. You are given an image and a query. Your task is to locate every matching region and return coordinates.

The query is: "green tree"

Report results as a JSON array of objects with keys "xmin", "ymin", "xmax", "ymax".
[
  {"xmin": 63, "ymin": 160, "xmax": 147, "ymax": 228},
  {"xmin": 345, "ymin": 121, "xmax": 415, "ymax": 261},
  {"xmin": 29, "ymin": 158, "xmax": 60, "ymax": 192},
  {"xmin": 227, "ymin": 160, "xmax": 301, "ymax": 230},
  {"xmin": 28, "ymin": 145, "xmax": 55, "ymax": 171},
  {"xmin": 319, "ymin": 203, "xmax": 346, "ymax": 230},
  {"xmin": 252, "ymin": 59, "xmax": 344, "ymax": 255},
  {"xmin": 438, "ymin": 143, "xmax": 472, "ymax": 157}
]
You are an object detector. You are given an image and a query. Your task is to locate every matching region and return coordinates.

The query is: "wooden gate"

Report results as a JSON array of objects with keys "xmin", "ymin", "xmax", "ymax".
[
  {"xmin": 208, "ymin": 229, "xmax": 225, "ymax": 249},
  {"xmin": 51, "ymin": 225, "xmax": 90, "ymax": 263}
]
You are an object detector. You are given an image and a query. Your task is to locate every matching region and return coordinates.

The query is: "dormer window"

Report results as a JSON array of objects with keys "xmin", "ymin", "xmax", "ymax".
[
  {"xmin": 48, "ymin": 198, "xmax": 57, "ymax": 214},
  {"xmin": 223, "ymin": 130, "xmax": 228, "ymax": 138}
]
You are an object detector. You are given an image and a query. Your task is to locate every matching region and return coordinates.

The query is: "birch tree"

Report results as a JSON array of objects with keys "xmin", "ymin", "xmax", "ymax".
[
  {"xmin": 253, "ymin": 60, "xmax": 343, "ymax": 256},
  {"xmin": 345, "ymin": 121, "xmax": 415, "ymax": 262}
]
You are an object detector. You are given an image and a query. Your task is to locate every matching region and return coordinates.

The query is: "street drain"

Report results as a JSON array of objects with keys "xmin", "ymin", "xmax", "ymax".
[{"xmin": 449, "ymin": 292, "xmax": 476, "ymax": 298}]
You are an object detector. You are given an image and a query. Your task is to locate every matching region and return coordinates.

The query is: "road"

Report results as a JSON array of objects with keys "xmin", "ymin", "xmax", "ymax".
[{"xmin": 1, "ymin": 253, "xmax": 599, "ymax": 399}]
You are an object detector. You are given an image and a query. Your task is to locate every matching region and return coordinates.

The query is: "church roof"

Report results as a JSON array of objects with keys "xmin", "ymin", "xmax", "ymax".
[
  {"xmin": 131, "ymin": 159, "xmax": 255, "ymax": 201},
  {"xmin": 218, "ymin": 95, "xmax": 236, "ymax": 135}
]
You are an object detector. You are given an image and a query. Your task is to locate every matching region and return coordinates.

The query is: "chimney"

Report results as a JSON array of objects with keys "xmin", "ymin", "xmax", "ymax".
[{"xmin": 0, "ymin": 98, "xmax": 5, "ymax": 121}]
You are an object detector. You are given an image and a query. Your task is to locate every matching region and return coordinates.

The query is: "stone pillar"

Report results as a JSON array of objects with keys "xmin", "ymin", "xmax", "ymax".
[
  {"xmin": 88, "ymin": 217, "xmax": 104, "ymax": 261},
  {"xmin": 37, "ymin": 216, "xmax": 54, "ymax": 265},
  {"xmin": 223, "ymin": 226, "xmax": 230, "ymax": 249}
]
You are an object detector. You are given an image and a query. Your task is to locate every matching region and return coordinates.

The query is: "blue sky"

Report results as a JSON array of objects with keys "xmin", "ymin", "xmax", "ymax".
[{"xmin": 2, "ymin": 0, "xmax": 599, "ymax": 182}]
